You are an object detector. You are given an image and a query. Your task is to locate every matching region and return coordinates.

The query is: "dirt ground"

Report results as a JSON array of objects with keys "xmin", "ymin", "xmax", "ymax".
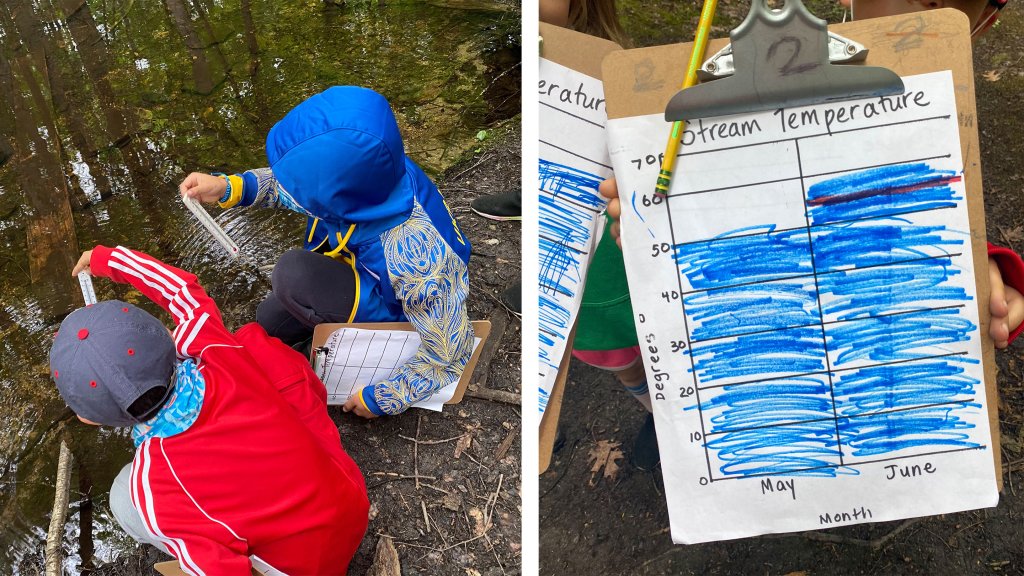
[
  {"xmin": 92, "ymin": 122, "xmax": 523, "ymax": 576},
  {"xmin": 539, "ymin": 6, "xmax": 1024, "ymax": 576}
]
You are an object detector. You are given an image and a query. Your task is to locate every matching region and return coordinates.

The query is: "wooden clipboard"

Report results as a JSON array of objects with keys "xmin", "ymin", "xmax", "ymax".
[
  {"xmin": 601, "ymin": 8, "xmax": 1001, "ymax": 487},
  {"xmin": 310, "ymin": 320, "xmax": 491, "ymax": 406},
  {"xmin": 538, "ymin": 23, "xmax": 621, "ymax": 474}
]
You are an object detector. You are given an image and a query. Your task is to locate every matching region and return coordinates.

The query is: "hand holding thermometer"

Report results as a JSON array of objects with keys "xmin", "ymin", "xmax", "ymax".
[
  {"xmin": 182, "ymin": 195, "xmax": 241, "ymax": 260},
  {"xmin": 78, "ymin": 271, "xmax": 97, "ymax": 306}
]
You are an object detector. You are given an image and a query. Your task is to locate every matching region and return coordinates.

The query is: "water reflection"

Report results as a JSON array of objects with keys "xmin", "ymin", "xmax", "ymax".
[{"xmin": 0, "ymin": 0, "xmax": 519, "ymax": 571}]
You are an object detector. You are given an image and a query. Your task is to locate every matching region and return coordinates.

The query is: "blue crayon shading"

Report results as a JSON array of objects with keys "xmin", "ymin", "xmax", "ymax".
[
  {"xmin": 704, "ymin": 419, "xmax": 845, "ymax": 477},
  {"xmin": 817, "ymin": 260, "xmax": 970, "ymax": 320},
  {"xmin": 678, "ymin": 160, "xmax": 980, "ymax": 478},
  {"xmin": 812, "ymin": 221, "xmax": 964, "ymax": 272},
  {"xmin": 674, "ymin": 226, "xmax": 813, "ymax": 291},
  {"xmin": 826, "ymin": 307, "xmax": 976, "ymax": 366},
  {"xmin": 837, "ymin": 407, "xmax": 979, "ymax": 458},
  {"xmin": 537, "ymin": 158, "xmax": 605, "ymax": 412},
  {"xmin": 685, "ymin": 281, "xmax": 819, "ymax": 341},
  {"xmin": 689, "ymin": 326, "xmax": 826, "ymax": 383},
  {"xmin": 806, "ymin": 162, "xmax": 961, "ymax": 225},
  {"xmin": 831, "ymin": 358, "xmax": 979, "ymax": 418},
  {"xmin": 700, "ymin": 376, "xmax": 833, "ymax": 431}
]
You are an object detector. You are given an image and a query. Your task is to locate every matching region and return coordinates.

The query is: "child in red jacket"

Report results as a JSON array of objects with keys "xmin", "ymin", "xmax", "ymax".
[{"xmin": 50, "ymin": 245, "xmax": 369, "ymax": 575}]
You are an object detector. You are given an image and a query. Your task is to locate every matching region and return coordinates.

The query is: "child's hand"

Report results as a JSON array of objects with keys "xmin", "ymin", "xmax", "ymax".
[
  {"xmin": 342, "ymin": 390, "xmax": 379, "ymax": 419},
  {"xmin": 71, "ymin": 250, "xmax": 93, "ymax": 276},
  {"xmin": 179, "ymin": 172, "xmax": 228, "ymax": 204},
  {"xmin": 989, "ymin": 257, "xmax": 1024, "ymax": 348},
  {"xmin": 600, "ymin": 178, "xmax": 622, "ymax": 248}
]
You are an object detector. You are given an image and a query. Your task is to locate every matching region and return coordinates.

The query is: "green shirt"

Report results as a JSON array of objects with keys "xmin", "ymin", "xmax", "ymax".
[{"xmin": 574, "ymin": 217, "xmax": 639, "ymax": 351}]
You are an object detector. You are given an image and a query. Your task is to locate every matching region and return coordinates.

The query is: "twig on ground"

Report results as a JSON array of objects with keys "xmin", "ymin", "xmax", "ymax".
[
  {"xmin": 948, "ymin": 519, "xmax": 986, "ymax": 542},
  {"xmin": 484, "ymin": 532, "xmax": 507, "ymax": 575},
  {"xmin": 414, "ymin": 416, "xmax": 422, "ymax": 490},
  {"xmin": 766, "ymin": 517, "xmax": 923, "ymax": 550},
  {"xmin": 421, "ymin": 482, "xmax": 452, "ymax": 495},
  {"xmin": 440, "ymin": 533, "xmax": 487, "ymax": 552},
  {"xmin": 398, "ymin": 433, "xmax": 468, "ymax": 445},
  {"xmin": 424, "ymin": 505, "xmax": 450, "ymax": 548},
  {"xmin": 485, "ymin": 473, "xmax": 505, "ymax": 531},
  {"xmin": 462, "ymin": 449, "xmax": 491, "ymax": 471},
  {"xmin": 923, "ymin": 527, "xmax": 955, "ymax": 551},
  {"xmin": 495, "ymin": 424, "xmax": 518, "ymax": 461},
  {"xmin": 421, "ymin": 500, "xmax": 431, "ymax": 534},
  {"xmin": 639, "ymin": 546, "xmax": 683, "ymax": 570},
  {"xmin": 540, "ymin": 440, "xmax": 578, "ymax": 500},
  {"xmin": 367, "ymin": 475, "xmax": 436, "ymax": 490},
  {"xmin": 449, "ymin": 157, "xmax": 490, "ymax": 183},
  {"xmin": 465, "ymin": 386, "xmax": 520, "ymax": 405}
]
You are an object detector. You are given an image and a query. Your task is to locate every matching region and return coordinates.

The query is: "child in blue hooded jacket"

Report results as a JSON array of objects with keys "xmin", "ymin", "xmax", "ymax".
[{"xmin": 180, "ymin": 86, "xmax": 474, "ymax": 418}]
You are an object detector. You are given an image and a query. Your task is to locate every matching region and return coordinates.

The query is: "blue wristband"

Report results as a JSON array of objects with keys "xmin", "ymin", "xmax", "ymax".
[{"xmin": 211, "ymin": 172, "xmax": 231, "ymax": 204}]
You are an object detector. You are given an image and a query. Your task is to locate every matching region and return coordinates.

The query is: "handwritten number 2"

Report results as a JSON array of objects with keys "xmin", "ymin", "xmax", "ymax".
[{"xmin": 766, "ymin": 36, "xmax": 816, "ymax": 76}]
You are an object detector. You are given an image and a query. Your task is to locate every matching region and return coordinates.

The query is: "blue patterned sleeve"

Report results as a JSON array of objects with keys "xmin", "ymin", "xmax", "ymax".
[
  {"xmin": 367, "ymin": 205, "xmax": 475, "ymax": 415},
  {"xmin": 231, "ymin": 167, "xmax": 311, "ymax": 216}
]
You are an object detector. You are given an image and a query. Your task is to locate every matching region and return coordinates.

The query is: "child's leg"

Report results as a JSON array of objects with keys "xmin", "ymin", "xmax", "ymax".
[
  {"xmin": 572, "ymin": 346, "xmax": 650, "ymax": 411},
  {"xmin": 109, "ymin": 464, "xmax": 164, "ymax": 549},
  {"xmin": 256, "ymin": 249, "xmax": 357, "ymax": 345}
]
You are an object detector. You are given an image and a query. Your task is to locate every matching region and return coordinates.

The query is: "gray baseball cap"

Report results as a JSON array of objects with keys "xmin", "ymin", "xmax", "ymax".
[{"xmin": 50, "ymin": 300, "xmax": 175, "ymax": 427}]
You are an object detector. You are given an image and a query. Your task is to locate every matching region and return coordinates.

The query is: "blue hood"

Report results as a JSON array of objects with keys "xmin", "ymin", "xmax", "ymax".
[{"xmin": 266, "ymin": 86, "xmax": 413, "ymax": 225}]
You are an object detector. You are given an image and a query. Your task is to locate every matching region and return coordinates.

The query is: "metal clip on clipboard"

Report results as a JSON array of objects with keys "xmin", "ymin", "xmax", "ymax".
[
  {"xmin": 666, "ymin": 0, "xmax": 905, "ymax": 121},
  {"xmin": 697, "ymin": 31, "xmax": 867, "ymax": 81}
]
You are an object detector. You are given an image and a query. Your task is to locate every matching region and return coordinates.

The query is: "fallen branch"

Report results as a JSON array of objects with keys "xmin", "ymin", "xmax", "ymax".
[
  {"xmin": 44, "ymin": 440, "xmax": 73, "ymax": 576},
  {"xmin": 465, "ymin": 386, "xmax": 520, "ymax": 405}
]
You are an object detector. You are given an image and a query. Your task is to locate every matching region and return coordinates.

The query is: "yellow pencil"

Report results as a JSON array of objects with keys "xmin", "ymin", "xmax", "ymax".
[{"xmin": 654, "ymin": 0, "xmax": 719, "ymax": 197}]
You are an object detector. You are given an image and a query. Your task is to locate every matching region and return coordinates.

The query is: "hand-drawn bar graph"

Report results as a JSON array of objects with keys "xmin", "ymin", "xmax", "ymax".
[
  {"xmin": 537, "ymin": 59, "xmax": 613, "ymax": 414},
  {"xmin": 609, "ymin": 71, "xmax": 996, "ymax": 543}
]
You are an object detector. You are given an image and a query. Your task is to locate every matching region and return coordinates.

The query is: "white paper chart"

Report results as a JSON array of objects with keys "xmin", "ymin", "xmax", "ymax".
[
  {"xmin": 538, "ymin": 58, "xmax": 613, "ymax": 416},
  {"xmin": 608, "ymin": 71, "xmax": 997, "ymax": 543},
  {"xmin": 315, "ymin": 328, "xmax": 480, "ymax": 412}
]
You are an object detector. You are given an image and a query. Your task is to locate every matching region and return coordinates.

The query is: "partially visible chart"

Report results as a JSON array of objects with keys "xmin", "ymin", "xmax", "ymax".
[
  {"xmin": 609, "ymin": 71, "xmax": 997, "ymax": 543},
  {"xmin": 537, "ymin": 58, "xmax": 612, "ymax": 415}
]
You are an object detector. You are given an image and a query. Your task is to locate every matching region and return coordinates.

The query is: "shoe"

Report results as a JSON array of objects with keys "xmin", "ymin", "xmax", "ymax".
[
  {"xmin": 631, "ymin": 413, "xmax": 661, "ymax": 471},
  {"xmin": 471, "ymin": 191, "xmax": 521, "ymax": 221},
  {"xmin": 499, "ymin": 281, "xmax": 522, "ymax": 318}
]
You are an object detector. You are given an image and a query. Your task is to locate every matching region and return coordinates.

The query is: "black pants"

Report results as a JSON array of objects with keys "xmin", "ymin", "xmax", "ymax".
[{"xmin": 256, "ymin": 249, "xmax": 358, "ymax": 346}]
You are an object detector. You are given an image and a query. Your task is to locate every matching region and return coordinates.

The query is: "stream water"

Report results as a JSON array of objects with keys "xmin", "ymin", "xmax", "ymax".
[{"xmin": 0, "ymin": 0, "xmax": 519, "ymax": 571}]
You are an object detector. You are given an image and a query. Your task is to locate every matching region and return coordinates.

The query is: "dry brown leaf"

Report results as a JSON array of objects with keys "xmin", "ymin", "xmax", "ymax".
[
  {"xmin": 588, "ymin": 439, "xmax": 624, "ymax": 486},
  {"xmin": 468, "ymin": 506, "xmax": 488, "ymax": 535},
  {"xmin": 782, "ymin": 572, "xmax": 809, "ymax": 576},
  {"xmin": 454, "ymin": 434, "xmax": 473, "ymax": 459},
  {"xmin": 998, "ymin": 224, "xmax": 1024, "ymax": 245},
  {"xmin": 983, "ymin": 69, "xmax": 1002, "ymax": 82}
]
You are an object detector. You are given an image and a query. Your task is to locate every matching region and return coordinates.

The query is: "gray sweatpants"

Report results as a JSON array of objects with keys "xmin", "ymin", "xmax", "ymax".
[{"xmin": 256, "ymin": 249, "xmax": 357, "ymax": 346}]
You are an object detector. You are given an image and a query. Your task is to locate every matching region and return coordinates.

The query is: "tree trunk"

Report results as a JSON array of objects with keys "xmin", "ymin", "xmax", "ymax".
[
  {"xmin": 240, "ymin": 0, "xmax": 260, "ymax": 75},
  {"xmin": 58, "ymin": 0, "xmax": 156, "ymax": 189},
  {"xmin": 164, "ymin": 0, "xmax": 214, "ymax": 94},
  {"xmin": 76, "ymin": 454, "xmax": 95, "ymax": 573}
]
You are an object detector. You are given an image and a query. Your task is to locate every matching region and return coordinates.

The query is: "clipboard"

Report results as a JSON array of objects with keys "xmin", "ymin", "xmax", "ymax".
[
  {"xmin": 310, "ymin": 320, "xmax": 491, "ymax": 406},
  {"xmin": 538, "ymin": 23, "xmax": 621, "ymax": 474},
  {"xmin": 602, "ymin": 7, "xmax": 1001, "ymax": 488}
]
